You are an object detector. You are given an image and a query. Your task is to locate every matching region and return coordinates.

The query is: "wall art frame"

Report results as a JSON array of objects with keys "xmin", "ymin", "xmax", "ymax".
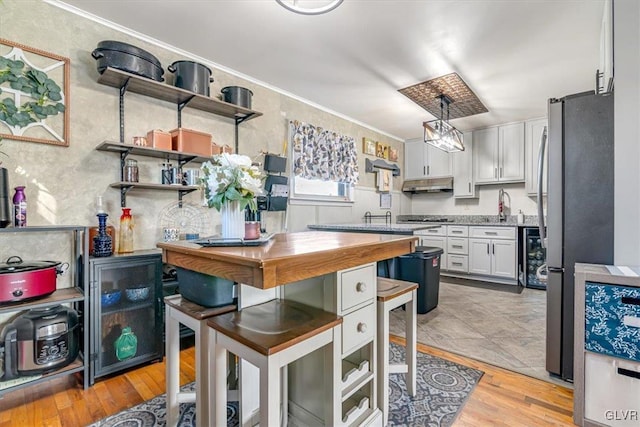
[
  {"xmin": 363, "ymin": 137, "xmax": 376, "ymax": 155},
  {"xmin": 0, "ymin": 38, "xmax": 70, "ymax": 147},
  {"xmin": 376, "ymin": 141, "xmax": 388, "ymax": 159}
]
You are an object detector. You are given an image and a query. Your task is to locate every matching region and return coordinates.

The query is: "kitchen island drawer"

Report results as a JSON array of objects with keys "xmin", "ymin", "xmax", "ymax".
[
  {"xmin": 447, "ymin": 238, "xmax": 468, "ymax": 255},
  {"xmin": 469, "ymin": 226, "xmax": 516, "ymax": 240},
  {"xmin": 585, "ymin": 282, "xmax": 640, "ymax": 362},
  {"xmin": 448, "ymin": 255, "xmax": 469, "ymax": 273},
  {"xmin": 342, "ymin": 303, "xmax": 375, "ymax": 356},
  {"xmin": 340, "ymin": 264, "xmax": 376, "ymax": 314}
]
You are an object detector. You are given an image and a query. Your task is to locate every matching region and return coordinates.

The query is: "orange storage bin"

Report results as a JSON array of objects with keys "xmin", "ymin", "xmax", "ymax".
[
  {"xmin": 169, "ymin": 128, "xmax": 212, "ymax": 156},
  {"xmin": 147, "ymin": 129, "xmax": 172, "ymax": 150},
  {"xmin": 211, "ymin": 142, "xmax": 222, "ymax": 156}
]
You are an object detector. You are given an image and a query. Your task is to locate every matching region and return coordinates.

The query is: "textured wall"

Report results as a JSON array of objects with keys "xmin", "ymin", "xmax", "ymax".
[{"xmin": 0, "ymin": 0, "xmax": 407, "ymax": 251}]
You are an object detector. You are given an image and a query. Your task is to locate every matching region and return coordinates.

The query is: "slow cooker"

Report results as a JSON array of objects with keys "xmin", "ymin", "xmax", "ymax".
[
  {"xmin": 0, "ymin": 256, "xmax": 67, "ymax": 303},
  {"xmin": 1, "ymin": 305, "xmax": 79, "ymax": 379}
]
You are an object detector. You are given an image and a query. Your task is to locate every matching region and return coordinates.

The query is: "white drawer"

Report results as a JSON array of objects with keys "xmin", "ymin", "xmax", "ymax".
[
  {"xmin": 585, "ymin": 352, "xmax": 640, "ymax": 426},
  {"xmin": 447, "ymin": 225, "xmax": 468, "ymax": 237},
  {"xmin": 447, "ymin": 237, "xmax": 468, "ymax": 255},
  {"xmin": 469, "ymin": 226, "xmax": 516, "ymax": 240},
  {"xmin": 415, "ymin": 225, "xmax": 446, "ymax": 236},
  {"xmin": 342, "ymin": 303, "xmax": 375, "ymax": 356},
  {"xmin": 340, "ymin": 264, "xmax": 376, "ymax": 314},
  {"xmin": 448, "ymin": 255, "xmax": 469, "ymax": 273}
]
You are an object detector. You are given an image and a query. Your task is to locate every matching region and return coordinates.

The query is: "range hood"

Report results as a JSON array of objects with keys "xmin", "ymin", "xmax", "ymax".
[{"xmin": 402, "ymin": 177, "xmax": 453, "ymax": 193}]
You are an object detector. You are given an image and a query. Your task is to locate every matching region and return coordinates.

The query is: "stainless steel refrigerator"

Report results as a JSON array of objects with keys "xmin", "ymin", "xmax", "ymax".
[{"xmin": 540, "ymin": 90, "xmax": 614, "ymax": 382}]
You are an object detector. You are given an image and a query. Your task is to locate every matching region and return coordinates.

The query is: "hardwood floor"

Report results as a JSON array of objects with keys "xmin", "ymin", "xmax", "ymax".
[{"xmin": 0, "ymin": 337, "xmax": 574, "ymax": 426}]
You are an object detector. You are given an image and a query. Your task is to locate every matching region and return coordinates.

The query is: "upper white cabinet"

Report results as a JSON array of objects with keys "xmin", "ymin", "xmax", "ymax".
[
  {"xmin": 525, "ymin": 118, "xmax": 548, "ymax": 196},
  {"xmin": 452, "ymin": 131, "xmax": 476, "ymax": 198},
  {"xmin": 473, "ymin": 122, "xmax": 525, "ymax": 184},
  {"xmin": 404, "ymin": 139, "xmax": 452, "ymax": 179}
]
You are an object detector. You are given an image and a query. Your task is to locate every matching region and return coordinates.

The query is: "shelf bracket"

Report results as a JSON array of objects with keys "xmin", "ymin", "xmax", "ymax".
[
  {"xmin": 177, "ymin": 96, "xmax": 196, "ymax": 128},
  {"xmin": 120, "ymin": 185, "xmax": 133, "ymax": 207},
  {"xmin": 119, "ymin": 79, "xmax": 131, "ymax": 143},
  {"xmin": 177, "ymin": 188, "xmax": 198, "ymax": 208}
]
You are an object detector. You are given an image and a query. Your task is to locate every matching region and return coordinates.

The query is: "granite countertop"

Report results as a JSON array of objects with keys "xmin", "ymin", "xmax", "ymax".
[
  {"xmin": 396, "ymin": 214, "xmax": 539, "ymax": 227},
  {"xmin": 307, "ymin": 223, "xmax": 440, "ymax": 235}
]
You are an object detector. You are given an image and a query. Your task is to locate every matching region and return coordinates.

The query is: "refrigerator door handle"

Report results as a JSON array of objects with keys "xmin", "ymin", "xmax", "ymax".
[{"xmin": 537, "ymin": 126, "xmax": 548, "ymax": 248}]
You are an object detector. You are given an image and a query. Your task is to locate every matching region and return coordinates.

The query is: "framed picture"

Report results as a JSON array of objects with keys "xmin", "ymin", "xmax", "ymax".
[
  {"xmin": 363, "ymin": 137, "xmax": 376, "ymax": 155},
  {"xmin": 389, "ymin": 147, "xmax": 398, "ymax": 162},
  {"xmin": 376, "ymin": 142, "xmax": 388, "ymax": 159},
  {"xmin": 0, "ymin": 39, "xmax": 70, "ymax": 147}
]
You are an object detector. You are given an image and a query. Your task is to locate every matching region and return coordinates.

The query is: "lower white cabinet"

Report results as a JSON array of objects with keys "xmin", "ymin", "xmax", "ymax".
[{"xmin": 468, "ymin": 226, "xmax": 516, "ymax": 281}]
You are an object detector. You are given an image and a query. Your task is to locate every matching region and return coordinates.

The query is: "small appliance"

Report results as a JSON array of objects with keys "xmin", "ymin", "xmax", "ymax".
[
  {"xmin": 2, "ymin": 305, "xmax": 80, "ymax": 379},
  {"xmin": 0, "ymin": 256, "xmax": 66, "ymax": 303}
]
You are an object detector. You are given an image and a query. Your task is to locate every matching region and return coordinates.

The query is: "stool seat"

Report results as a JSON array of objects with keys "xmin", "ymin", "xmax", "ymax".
[
  {"xmin": 377, "ymin": 277, "xmax": 419, "ymax": 302},
  {"xmin": 376, "ymin": 277, "xmax": 418, "ymax": 426},
  {"xmin": 164, "ymin": 295, "xmax": 237, "ymax": 427},
  {"xmin": 207, "ymin": 299, "xmax": 342, "ymax": 356},
  {"xmin": 208, "ymin": 299, "xmax": 343, "ymax": 426}
]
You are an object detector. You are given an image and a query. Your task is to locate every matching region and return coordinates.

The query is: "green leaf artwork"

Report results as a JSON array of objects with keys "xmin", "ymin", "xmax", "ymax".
[{"xmin": 0, "ymin": 57, "xmax": 65, "ymax": 129}]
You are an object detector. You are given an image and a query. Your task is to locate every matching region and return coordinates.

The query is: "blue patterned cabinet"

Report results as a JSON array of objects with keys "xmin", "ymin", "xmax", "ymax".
[{"xmin": 574, "ymin": 264, "xmax": 640, "ymax": 427}]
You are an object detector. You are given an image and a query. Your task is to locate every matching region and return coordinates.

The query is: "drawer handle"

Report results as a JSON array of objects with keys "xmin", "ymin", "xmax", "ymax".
[
  {"xmin": 357, "ymin": 322, "xmax": 368, "ymax": 333},
  {"xmin": 428, "ymin": 229, "xmax": 439, "ymax": 233},
  {"xmin": 622, "ymin": 297, "xmax": 640, "ymax": 306},
  {"xmin": 484, "ymin": 231, "xmax": 498, "ymax": 235},
  {"xmin": 356, "ymin": 282, "xmax": 367, "ymax": 293},
  {"xmin": 452, "ymin": 245, "xmax": 463, "ymax": 249},
  {"xmin": 452, "ymin": 230, "xmax": 463, "ymax": 234},
  {"xmin": 452, "ymin": 262, "xmax": 463, "ymax": 266},
  {"xmin": 623, "ymin": 315, "xmax": 640, "ymax": 328},
  {"xmin": 617, "ymin": 367, "xmax": 640, "ymax": 380}
]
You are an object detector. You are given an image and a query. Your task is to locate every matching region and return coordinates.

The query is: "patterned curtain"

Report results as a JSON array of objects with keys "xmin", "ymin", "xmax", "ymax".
[{"xmin": 290, "ymin": 120, "xmax": 359, "ymax": 184}]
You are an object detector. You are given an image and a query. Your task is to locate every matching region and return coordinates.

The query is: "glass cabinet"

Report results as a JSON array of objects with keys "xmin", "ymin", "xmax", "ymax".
[{"xmin": 89, "ymin": 250, "xmax": 162, "ymax": 383}]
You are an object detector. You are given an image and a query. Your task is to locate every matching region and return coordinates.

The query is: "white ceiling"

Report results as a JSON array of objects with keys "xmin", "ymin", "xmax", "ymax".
[{"xmin": 56, "ymin": 0, "xmax": 606, "ymax": 141}]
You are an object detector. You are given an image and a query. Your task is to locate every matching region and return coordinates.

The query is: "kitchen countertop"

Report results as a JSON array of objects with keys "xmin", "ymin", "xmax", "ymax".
[
  {"xmin": 396, "ymin": 214, "xmax": 539, "ymax": 227},
  {"xmin": 157, "ymin": 231, "xmax": 417, "ymax": 289},
  {"xmin": 307, "ymin": 223, "xmax": 440, "ymax": 235}
]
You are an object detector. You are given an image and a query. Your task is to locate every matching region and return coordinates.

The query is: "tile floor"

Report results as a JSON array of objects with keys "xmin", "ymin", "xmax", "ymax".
[{"xmin": 388, "ymin": 279, "xmax": 572, "ymax": 387}]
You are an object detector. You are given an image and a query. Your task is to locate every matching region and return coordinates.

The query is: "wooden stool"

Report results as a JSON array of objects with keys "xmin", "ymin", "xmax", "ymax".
[
  {"xmin": 207, "ymin": 299, "xmax": 343, "ymax": 426},
  {"xmin": 376, "ymin": 277, "xmax": 418, "ymax": 426},
  {"xmin": 164, "ymin": 295, "xmax": 237, "ymax": 427}
]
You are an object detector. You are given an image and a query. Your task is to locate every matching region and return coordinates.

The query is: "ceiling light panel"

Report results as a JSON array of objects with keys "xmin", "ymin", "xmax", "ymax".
[{"xmin": 398, "ymin": 72, "xmax": 488, "ymax": 120}]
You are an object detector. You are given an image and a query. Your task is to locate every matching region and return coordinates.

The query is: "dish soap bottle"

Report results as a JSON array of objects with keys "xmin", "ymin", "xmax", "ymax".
[
  {"xmin": 517, "ymin": 209, "xmax": 525, "ymax": 225},
  {"xmin": 118, "ymin": 208, "xmax": 134, "ymax": 253}
]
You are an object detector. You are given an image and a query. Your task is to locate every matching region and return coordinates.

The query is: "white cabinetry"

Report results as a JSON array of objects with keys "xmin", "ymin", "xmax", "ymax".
[
  {"xmin": 415, "ymin": 226, "xmax": 447, "ymax": 270},
  {"xmin": 404, "ymin": 139, "xmax": 452, "ymax": 179},
  {"xmin": 525, "ymin": 118, "xmax": 548, "ymax": 196},
  {"xmin": 468, "ymin": 227, "xmax": 517, "ymax": 281},
  {"xmin": 473, "ymin": 122, "xmax": 525, "ymax": 184},
  {"xmin": 452, "ymin": 132, "xmax": 476, "ymax": 198},
  {"xmin": 446, "ymin": 226, "xmax": 469, "ymax": 273}
]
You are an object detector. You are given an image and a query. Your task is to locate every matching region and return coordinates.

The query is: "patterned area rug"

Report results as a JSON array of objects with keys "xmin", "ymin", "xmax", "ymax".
[{"xmin": 89, "ymin": 343, "xmax": 482, "ymax": 427}]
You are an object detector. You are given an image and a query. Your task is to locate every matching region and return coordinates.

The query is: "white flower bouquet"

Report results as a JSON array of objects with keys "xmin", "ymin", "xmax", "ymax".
[{"xmin": 201, "ymin": 153, "xmax": 265, "ymax": 211}]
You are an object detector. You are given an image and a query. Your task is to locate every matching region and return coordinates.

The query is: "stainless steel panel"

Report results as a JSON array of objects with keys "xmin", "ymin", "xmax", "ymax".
[
  {"xmin": 546, "ymin": 269, "xmax": 563, "ymax": 376},
  {"xmin": 537, "ymin": 126, "xmax": 547, "ymax": 247},
  {"xmin": 546, "ymin": 99, "xmax": 563, "ymax": 269}
]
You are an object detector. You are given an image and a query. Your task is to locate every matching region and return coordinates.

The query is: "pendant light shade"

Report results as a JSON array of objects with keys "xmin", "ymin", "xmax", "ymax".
[
  {"xmin": 423, "ymin": 95, "xmax": 465, "ymax": 153},
  {"xmin": 276, "ymin": 0, "xmax": 344, "ymax": 15}
]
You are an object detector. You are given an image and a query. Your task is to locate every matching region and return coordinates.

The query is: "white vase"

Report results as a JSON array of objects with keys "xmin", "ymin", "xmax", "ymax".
[{"xmin": 220, "ymin": 200, "xmax": 245, "ymax": 239}]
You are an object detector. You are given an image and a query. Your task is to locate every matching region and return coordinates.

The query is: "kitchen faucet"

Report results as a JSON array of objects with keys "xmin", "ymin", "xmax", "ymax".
[{"xmin": 498, "ymin": 188, "xmax": 506, "ymax": 222}]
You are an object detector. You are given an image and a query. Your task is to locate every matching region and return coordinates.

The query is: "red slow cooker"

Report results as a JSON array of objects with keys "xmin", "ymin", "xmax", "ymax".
[{"xmin": 0, "ymin": 256, "xmax": 67, "ymax": 303}]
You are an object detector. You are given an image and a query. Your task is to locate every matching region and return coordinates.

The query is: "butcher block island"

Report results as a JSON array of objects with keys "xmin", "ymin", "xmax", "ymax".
[{"xmin": 158, "ymin": 231, "xmax": 418, "ymax": 426}]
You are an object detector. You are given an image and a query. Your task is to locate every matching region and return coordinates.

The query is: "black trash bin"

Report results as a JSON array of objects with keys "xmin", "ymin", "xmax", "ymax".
[{"xmin": 397, "ymin": 246, "xmax": 444, "ymax": 314}]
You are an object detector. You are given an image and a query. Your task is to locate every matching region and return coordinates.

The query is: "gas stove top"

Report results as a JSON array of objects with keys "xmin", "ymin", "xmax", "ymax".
[{"xmin": 404, "ymin": 218, "xmax": 454, "ymax": 223}]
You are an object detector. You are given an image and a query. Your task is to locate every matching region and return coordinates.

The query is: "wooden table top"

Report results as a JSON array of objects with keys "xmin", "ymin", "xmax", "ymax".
[{"xmin": 157, "ymin": 231, "xmax": 417, "ymax": 289}]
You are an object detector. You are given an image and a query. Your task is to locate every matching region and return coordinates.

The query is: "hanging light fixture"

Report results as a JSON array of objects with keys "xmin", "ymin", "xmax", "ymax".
[
  {"xmin": 276, "ymin": 0, "xmax": 344, "ymax": 15},
  {"xmin": 423, "ymin": 95, "xmax": 465, "ymax": 153}
]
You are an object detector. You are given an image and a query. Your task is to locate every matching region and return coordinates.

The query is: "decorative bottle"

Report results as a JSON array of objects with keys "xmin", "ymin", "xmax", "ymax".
[
  {"xmin": 89, "ymin": 196, "xmax": 115, "ymax": 255},
  {"xmin": 118, "ymin": 208, "xmax": 134, "ymax": 253},
  {"xmin": 92, "ymin": 213, "xmax": 113, "ymax": 257},
  {"xmin": 114, "ymin": 326, "xmax": 138, "ymax": 361},
  {"xmin": 12, "ymin": 186, "xmax": 26, "ymax": 227}
]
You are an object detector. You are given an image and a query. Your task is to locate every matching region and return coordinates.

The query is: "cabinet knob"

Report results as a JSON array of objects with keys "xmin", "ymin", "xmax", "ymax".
[
  {"xmin": 357, "ymin": 322, "xmax": 367, "ymax": 333},
  {"xmin": 356, "ymin": 282, "xmax": 367, "ymax": 293}
]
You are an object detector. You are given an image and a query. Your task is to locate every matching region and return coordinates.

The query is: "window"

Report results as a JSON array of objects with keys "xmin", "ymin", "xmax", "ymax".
[{"xmin": 288, "ymin": 120, "xmax": 359, "ymax": 204}]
